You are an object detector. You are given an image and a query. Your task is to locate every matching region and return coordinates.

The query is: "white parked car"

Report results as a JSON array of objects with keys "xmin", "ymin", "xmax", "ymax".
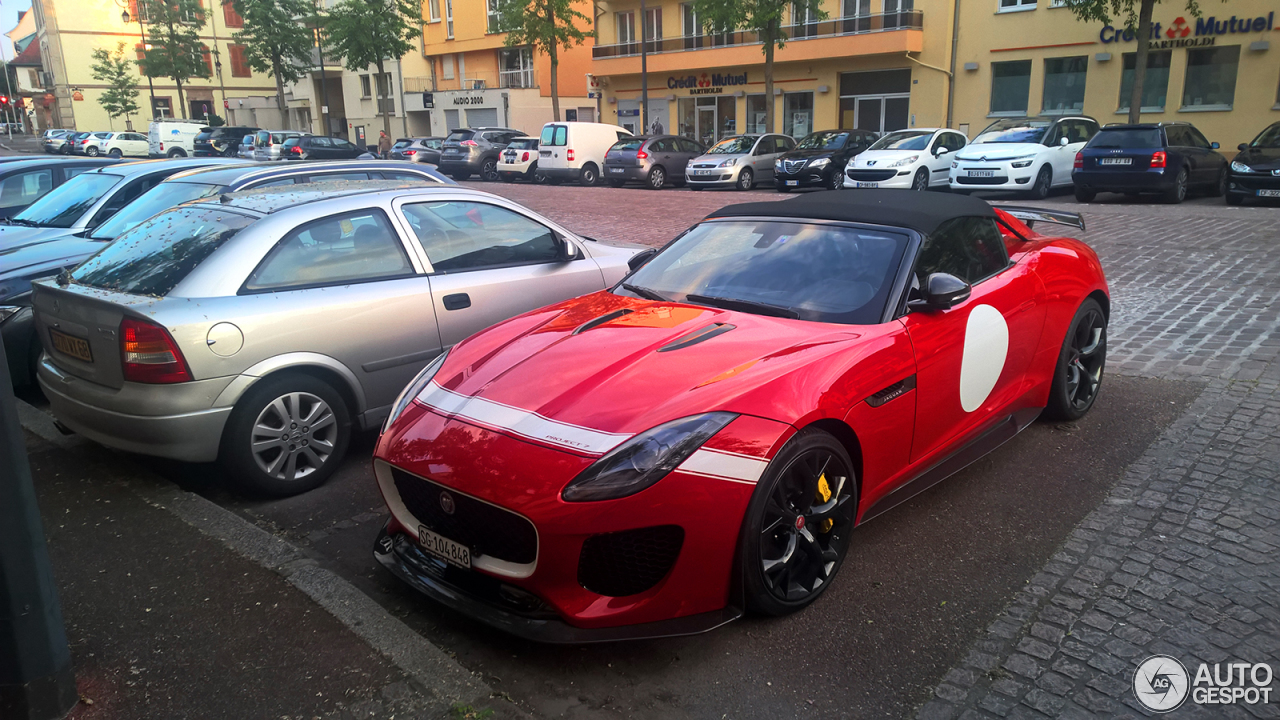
[
  {"xmin": 538, "ymin": 121, "xmax": 631, "ymax": 186},
  {"xmin": 93, "ymin": 131, "xmax": 150, "ymax": 158},
  {"xmin": 843, "ymin": 128, "xmax": 968, "ymax": 191},
  {"xmin": 948, "ymin": 116, "xmax": 1099, "ymax": 199},
  {"xmin": 148, "ymin": 119, "xmax": 207, "ymax": 158},
  {"xmin": 499, "ymin": 136, "xmax": 541, "ymax": 182}
]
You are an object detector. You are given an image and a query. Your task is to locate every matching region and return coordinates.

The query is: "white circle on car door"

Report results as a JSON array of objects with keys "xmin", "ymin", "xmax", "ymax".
[{"xmin": 959, "ymin": 304, "xmax": 1009, "ymax": 412}]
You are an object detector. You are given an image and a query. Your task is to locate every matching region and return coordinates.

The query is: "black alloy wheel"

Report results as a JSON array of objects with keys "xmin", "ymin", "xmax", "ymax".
[
  {"xmin": 1030, "ymin": 166, "xmax": 1052, "ymax": 200},
  {"xmin": 737, "ymin": 168, "xmax": 754, "ymax": 191},
  {"xmin": 481, "ymin": 158, "xmax": 500, "ymax": 182},
  {"xmin": 743, "ymin": 429, "xmax": 856, "ymax": 616},
  {"xmin": 1163, "ymin": 168, "xmax": 1188, "ymax": 204},
  {"xmin": 647, "ymin": 166, "xmax": 666, "ymax": 189},
  {"xmin": 911, "ymin": 167, "xmax": 929, "ymax": 191},
  {"xmin": 1045, "ymin": 297, "xmax": 1107, "ymax": 421},
  {"xmin": 827, "ymin": 168, "xmax": 844, "ymax": 191}
]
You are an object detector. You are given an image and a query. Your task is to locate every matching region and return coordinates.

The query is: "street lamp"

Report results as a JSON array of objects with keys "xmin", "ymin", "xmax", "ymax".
[{"xmin": 117, "ymin": 1, "xmax": 157, "ymax": 119}]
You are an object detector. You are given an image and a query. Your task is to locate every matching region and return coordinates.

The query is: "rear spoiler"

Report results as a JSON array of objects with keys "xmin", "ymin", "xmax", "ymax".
[{"xmin": 992, "ymin": 205, "xmax": 1086, "ymax": 232}]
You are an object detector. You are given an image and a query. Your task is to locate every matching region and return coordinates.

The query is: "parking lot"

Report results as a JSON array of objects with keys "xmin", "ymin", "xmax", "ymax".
[{"xmin": 15, "ymin": 173, "xmax": 1280, "ymax": 718}]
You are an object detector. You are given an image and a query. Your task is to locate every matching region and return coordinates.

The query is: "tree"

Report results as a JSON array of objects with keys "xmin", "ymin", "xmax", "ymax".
[
  {"xmin": 90, "ymin": 43, "xmax": 142, "ymax": 130},
  {"xmin": 137, "ymin": 0, "xmax": 210, "ymax": 117},
  {"xmin": 1061, "ymin": 0, "xmax": 1212, "ymax": 124},
  {"xmin": 325, "ymin": 0, "xmax": 421, "ymax": 138},
  {"xmin": 693, "ymin": 0, "xmax": 824, "ymax": 133},
  {"xmin": 498, "ymin": 0, "xmax": 590, "ymax": 122},
  {"xmin": 222, "ymin": 0, "xmax": 315, "ymax": 130}
]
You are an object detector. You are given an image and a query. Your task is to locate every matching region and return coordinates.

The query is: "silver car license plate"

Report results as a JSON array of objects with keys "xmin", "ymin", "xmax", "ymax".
[
  {"xmin": 1259, "ymin": 189, "xmax": 1280, "ymax": 198},
  {"xmin": 418, "ymin": 526, "xmax": 471, "ymax": 569},
  {"xmin": 1099, "ymin": 158, "xmax": 1132, "ymax": 165},
  {"xmin": 967, "ymin": 170, "xmax": 995, "ymax": 178},
  {"xmin": 856, "ymin": 181, "xmax": 879, "ymax": 188},
  {"xmin": 609, "ymin": 167, "xmax": 624, "ymax": 173},
  {"xmin": 695, "ymin": 169, "xmax": 711, "ymax": 176}
]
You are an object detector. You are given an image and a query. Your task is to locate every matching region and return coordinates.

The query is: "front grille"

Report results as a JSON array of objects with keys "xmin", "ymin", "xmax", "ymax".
[
  {"xmin": 846, "ymin": 169, "xmax": 897, "ymax": 182},
  {"xmin": 390, "ymin": 467, "xmax": 537, "ymax": 564},
  {"xmin": 578, "ymin": 525, "xmax": 684, "ymax": 597},
  {"xmin": 956, "ymin": 175, "xmax": 1008, "ymax": 185},
  {"xmin": 783, "ymin": 159, "xmax": 807, "ymax": 174},
  {"xmin": 692, "ymin": 163, "xmax": 718, "ymax": 169}
]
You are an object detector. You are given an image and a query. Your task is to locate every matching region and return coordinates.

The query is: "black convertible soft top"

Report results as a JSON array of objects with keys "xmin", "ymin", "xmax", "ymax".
[{"xmin": 708, "ymin": 189, "xmax": 998, "ymax": 235}]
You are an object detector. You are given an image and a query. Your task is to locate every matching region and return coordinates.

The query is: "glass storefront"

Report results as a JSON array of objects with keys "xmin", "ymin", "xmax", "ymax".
[
  {"xmin": 1182, "ymin": 46, "xmax": 1240, "ymax": 110},
  {"xmin": 746, "ymin": 95, "xmax": 768, "ymax": 133},
  {"xmin": 839, "ymin": 69, "xmax": 911, "ymax": 133},
  {"xmin": 784, "ymin": 92, "xmax": 813, "ymax": 138},
  {"xmin": 1042, "ymin": 56, "xmax": 1088, "ymax": 113},
  {"xmin": 1119, "ymin": 51, "xmax": 1172, "ymax": 111},
  {"xmin": 678, "ymin": 96, "xmax": 736, "ymax": 146}
]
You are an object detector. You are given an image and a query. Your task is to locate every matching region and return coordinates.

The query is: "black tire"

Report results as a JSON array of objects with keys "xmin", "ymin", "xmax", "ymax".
[
  {"xmin": 220, "ymin": 373, "xmax": 352, "ymax": 497},
  {"xmin": 108, "ymin": 148, "xmax": 123, "ymax": 159},
  {"xmin": 1225, "ymin": 193, "xmax": 1243, "ymax": 206},
  {"xmin": 480, "ymin": 158, "xmax": 499, "ymax": 182},
  {"xmin": 223, "ymin": 147, "xmax": 238, "ymax": 158},
  {"xmin": 1044, "ymin": 297, "xmax": 1107, "ymax": 422},
  {"xmin": 607, "ymin": 179, "xmax": 625, "ymax": 188},
  {"xmin": 166, "ymin": 148, "xmax": 186, "ymax": 158},
  {"xmin": 1029, "ymin": 166, "xmax": 1052, "ymax": 200},
  {"xmin": 741, "ymin": 428, "xmax": 857, "ymax": 616},
  {"xmin": 910, "ymin": 167, "xmax": 929, "ymax": 191},
  {"xmin": 1206, "ymin": 169, "xmax": 1226, "ymax": 197},
  {"xmin": 1162, "ymin": 168, "xmax": 1188, "ymax": 204},
  {"xmin": 827, "ymin": 169, "xmax": 845, "ymax": 191},
  {"xmin": 737, "ymin": 168, "xmax": 754, "ymax": 191},
  {"xmin": 580, "ymin": 163, "xmax": 600, "ymax": 186},
  {"xmin": 646, "ymin": 165, "xmax": 666, "ymax": 189},
  {"xmin": 525, "ymin": 163, "xmax": 539, "ymax": 182},
  {"xmin": 1074, "ymin": 186, "xmax": 1096, "ymax": 203},
  {"xmin": 452, "ymin": 171, "xmax": 470, "ymax": 181}
]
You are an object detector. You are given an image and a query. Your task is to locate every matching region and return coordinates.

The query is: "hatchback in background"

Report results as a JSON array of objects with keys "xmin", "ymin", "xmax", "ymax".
[
  {"xmin": 1225, "ymin": 121, "xmax": 1280, "ymax": 206},
  {"xmin": 195, "ymin": 126, "xmax": 260, "ymax": 157},
  {"xmin": 253, "ymin": 130, "xmax": 305, "ymax": 161},
  {"xmin": 68, "ymin": 131, "xmax": 97, "ymax": 155},
  {"xmin": 42, "ymin": 130, "xmax": 73, "ymax": 154},
  {"xmin": 950, "ymin": 116, "xmax": 1098, "ymax": 199},
  {"xmin": 59, "ymin": 132, "xmax": 91, "ymax": 155},
  {"xmin": 774, "ymin": 129, "xmax": 877, "ymax": 191},
  {"xmin": 685, "ymin": 134, "xmax": 795, "ymax": 191},
  {"xmin": 238, "ymin": 134, "xmax": 257, "ymax": 161},
  {"xmin": 1073, "ymin": 122, "xmax": 1226, "ymax": 204},
  {"xmin": 499, "ymin": 136, "xmax": 542, "ymax": 182},
  {"xmin": 604, "ymin": 134, "xmax": 703, "ymax": 189},
  {"xmin": 0, "ymin": 157, "xmax": 118, "ymax": 220},
  {"xmin": 844, "ymin": 128, "xmax": 967, "ymax": 190},
  {"xmin": 32, "ymin": 183, "xmax": 646, "ymax": 496},
  {"xmin": 95, "ymin": 132, "xmax": 150, "ymax": 158},
  {"xmin": 438, "ymin": 127, "xmax": 524, "ymax": 181},
  {"xmin": 280, "ymin": 135, "xmax": 372, "ymax": 160},
  {"xmin": 391, "ymin": 137, "xmax": 445, "ymax": 164}
]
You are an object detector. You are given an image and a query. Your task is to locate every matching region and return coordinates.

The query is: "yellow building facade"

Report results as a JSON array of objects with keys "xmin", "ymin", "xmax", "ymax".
[
  {"xmin": 33, "ymin": 0, "xmax": 282, "ymax": 131},
  {"xmin": 950, "ymin": 1, "xmax": 1280, "ymax": 148}
]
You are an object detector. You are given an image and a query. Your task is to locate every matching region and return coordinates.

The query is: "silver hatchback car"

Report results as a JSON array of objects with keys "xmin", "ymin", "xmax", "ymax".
[
  {"xmin": 685, "ymin": 134, "xmax": 796, "ymax": 191},
  {"xmin": 34, "ymin": 183, "xmax": 647, "ymax": 496}
]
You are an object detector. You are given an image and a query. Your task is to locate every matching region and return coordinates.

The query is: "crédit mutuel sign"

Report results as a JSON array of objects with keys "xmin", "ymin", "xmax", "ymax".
[
  {"xmin": 668, "ymin": 72, "xmax": 750, "ymax": 95},
  {"xmin": 1100, "ymin": 12, "xmax": 1275, "ymax": 47}
]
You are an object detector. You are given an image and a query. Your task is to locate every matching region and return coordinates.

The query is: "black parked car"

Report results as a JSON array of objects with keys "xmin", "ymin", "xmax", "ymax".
[
  {"xmin": 1226, "ymin": 121, "xmax": 1280, "ymax": 206},
  {"xmin": 194, "ymin": 126, "xmax": 260, "ymax": 157},
  {"xmin": 1073, "ymin": 122, "xmax": 1227, "ymax": 204},
  {"xmin": 280, "ymin": 135, "xmax": 374, "ymax": 160},
  {"xmin": 438, "ymin": 127, "xmax": 524, "ymax": 181},
  {"xmin": 0, "ymin": 157, "xmax": 119, "ymax": 220},
  {"xmin": 773, "ymin": 129, "xmax": 878, "ymax": 192},
  {"xmin": 603, "ymin": 135, "xmax": 704, "ymax": 189}
]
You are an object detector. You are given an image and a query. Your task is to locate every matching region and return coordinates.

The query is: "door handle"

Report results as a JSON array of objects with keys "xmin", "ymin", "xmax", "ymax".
[{"xmin": 442, "ymin": 293, "xmax": 471, "ymax": 311}]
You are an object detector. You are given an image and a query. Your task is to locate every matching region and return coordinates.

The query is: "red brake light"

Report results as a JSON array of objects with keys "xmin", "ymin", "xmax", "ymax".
[
  {"xmin": 1150, "ymin": 150, "xmax": 1166, "ymax": 168},
  {"xmin": 121, "ymin": 317, "xmax": 191, "ymax": 384},
  {"xmin": 567, "ymin": 149, "xmax": 575, "ymax": 161},
  {"xmin": 521, "ymin": 151, "xmax": 530, "ymax": 162},
  {"xmin": 159, "ymin": 142, "xmax": 165, "ymax": 151},
  {"xmin": 1073, "ymin": 152, "xmax": 1083, "ymax": 169},
  {"xmin": 403, "ymin": 149, "xmax": 417, "ymax": 155},
  {"xmin": 291, "ymin": 146, "xmax": 302, "ymax": 154},
  {"xmin": 636, "ymin": 150, "xmax": 648, "ymax": 159},
  {"xmin": 460, "ymin": 139, "xmax": 479, "ymax": 147}
]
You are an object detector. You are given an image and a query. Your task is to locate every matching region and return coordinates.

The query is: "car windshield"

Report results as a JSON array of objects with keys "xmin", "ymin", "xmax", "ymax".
[
  {"xmin": 507, "ymin": 138, "xmax": 537, "ymax": 150},
  {"xmin": 974, "ymin": 119, "xmax": 1051, "ymax": 144},
  {"xmin": 1250, "ymin": 124, "xmax": 1280, "ymax": 148},
  {"xmin": 89, "ymin": 181, "xmax": 222, "ymax": 240},
  {"xmin": 72, "ymin": 207, "xmax": 255, "ymax": 296},
  {"xmin": 869, "ymin": 130, "xmax": 933, "ymax": 151},
  {"xmin": 796, "ymin": 131, "xmax": 849, "ymax": 151},
  {"xmin": 1090, "ymin": 129, "xmax": 1162, "ymax": 149},
  {"xmin": 621, "ymin": 220, "xmax": 909, "ymax": 325},
  {"xmin": 707, "ymin": 137, "xmax": 756, "ymax": 154},
  {"xmin": 12, "ymin": 173, "xmax": 121, "ymax": 228}
]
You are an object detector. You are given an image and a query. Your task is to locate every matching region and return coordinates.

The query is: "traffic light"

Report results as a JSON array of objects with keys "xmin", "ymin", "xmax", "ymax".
[{"xmin": 0, "ymin": 96, "xmax": 9, "ymax": 106}]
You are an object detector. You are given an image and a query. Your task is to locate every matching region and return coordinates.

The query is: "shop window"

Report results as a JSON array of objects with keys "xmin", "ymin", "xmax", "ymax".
[
  {"xmin": 1182, "ymin": 46, "xmax": 1239, "ymax": 110},
  {"xmin": 783, "ymin": 92, "xmax": 813, "ymax": 139},
  {"xmin": 746, "ymin": 95, "xmax": 768, "ymax": 133},
  {"xmin": 1118, "ymin": 50, "xmax": 1171, "ymax": 112},
  {"xmin": 839, "ymin": 70, "xmax": 911, "ymax": 132},
  {"xmin": 1041, "ymin": 56, "xmax": 1087, "ymax": 114},
  {"xmin": 998, "ymin": 0, "xmax": 1035, "ymax": 11},
  {"xmin": 718, "ymin": 95, "xmax": 736, "ymax": 138},
  {"xmin": 990, "ymin": 60, "xmax": 1031, "ymax": 116}
]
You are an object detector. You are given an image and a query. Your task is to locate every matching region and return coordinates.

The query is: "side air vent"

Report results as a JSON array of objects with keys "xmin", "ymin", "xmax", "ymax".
[
  {"xmin": 657, "ymin": 323, "xmax": 736, "ymax": 352},
  {"xmin": 572, "ymin": 307, "xmax": 634, "ymax": 335},
  {"xmin": 865, "ymin": 374, "xmax": 916, "ymax": 407}
]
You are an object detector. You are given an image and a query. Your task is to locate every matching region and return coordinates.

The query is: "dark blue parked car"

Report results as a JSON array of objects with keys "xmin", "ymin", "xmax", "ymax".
[{"xmin": 1072, "ymin": 122, "xmax": 1227, "ymax": 204}]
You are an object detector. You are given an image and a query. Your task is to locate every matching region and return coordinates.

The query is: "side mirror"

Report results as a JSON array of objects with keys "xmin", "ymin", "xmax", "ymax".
[
  {"xmin": 628, "ymin": 248, "xmax": 658, "ymax": 272},
  {"xmin": 935, "ymin": 146, "xmax": 950, "ymax": 156},
  {"xmin": 1059, "ymin": 137, "xmax": 1069, "ymax": 147},
  {"xmin": 1238, "ymin": 143, "xmax": 1249, "ymax": 152},
  {"xmin": 909, "ymin": 273, "xmax": 971, "ymax": 311},
  {"xmin": 1210, "ymin": 141, "xmax": 1220, "ymax": 150}
]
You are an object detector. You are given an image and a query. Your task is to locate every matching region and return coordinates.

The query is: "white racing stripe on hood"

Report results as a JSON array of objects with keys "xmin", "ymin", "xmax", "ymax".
[
  {"xmin": 416, "ymin": 380, "xmax": 632, "ymax": 455},
  {"xmin": 677, "ymin": 447, "xmax": 769, "ymax": 485}
]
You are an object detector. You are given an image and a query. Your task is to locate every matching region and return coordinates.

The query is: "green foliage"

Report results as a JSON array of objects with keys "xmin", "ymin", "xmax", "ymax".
[
  {"xmin": 223, "ymin": 0, "xmax": 315, "ymax": 87},
  {"xmin": 90, "ymin": 42, "xmax": 141, "ymax": 122},
  {"xmin": 1057, "ymin": 0, "xmax": 1202, "ymax": 28},
  {"xmin": 325, "ymin": 0, "xmax": 422, "ymax": 75},
  {"xmin": 497, "ymin": 0, "xmax": 589, "ymax": 58},
  {"xmin": 691, "ymin": 0, "xmax": 827, "ymax": 55},
  {"xmin": 137, "ymin": 0, "xmax": 210, "ymax": 86},
  {"xmin": 449, "ymin": 705, "xmax": 495, "ymax": 720}
]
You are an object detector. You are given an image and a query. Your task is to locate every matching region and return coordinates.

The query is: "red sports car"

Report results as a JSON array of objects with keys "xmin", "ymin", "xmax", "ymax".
[{"xmin": 372, "ymin": 190, "xmax": 1108, "ymax": 642}]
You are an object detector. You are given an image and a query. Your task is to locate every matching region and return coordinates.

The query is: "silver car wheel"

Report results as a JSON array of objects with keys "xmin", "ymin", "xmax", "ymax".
[{"xmin": 251, "ymin": 391, "xmax": 337, "ymax": 481}]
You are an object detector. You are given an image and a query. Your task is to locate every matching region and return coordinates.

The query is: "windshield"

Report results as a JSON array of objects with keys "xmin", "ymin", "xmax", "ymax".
[
  {"xmin": 72, "ymin": 207, "xmax": 255, "ymax": 296},
  {"xmin": 1090, "ymin": 129, "xmax": 1161, "ymax": 149},
  {"xmin": 610, "ymin": 138, "xmax": 646, "ymax": 152},
  {"xmin": 13, "ymin": 173, "xmax": 121, "ymax": 228},
  {"xmin": 1250, "ymin": 124, "xmax": 1280, "ymax": 148},
  {"xmin": 621, "ymin": 220, "xmax": 909, "ymax": 324},
  {"xmin": 796, "ymin": 131, "xmax": 848, "ymax": 151},
  {"xmin": 974, "ymin": 119, "xmax": 1051, "ymax": 144},
  {"xmin": 708, "ymin": 137, "xmax": 756, "ymax": 154},
  {"xmin": 870, "ymin": 130, "xmax": 933, "ymax": 151},
  {"xmin": 89, "ymin": 181, "xmax": 221, "ymax": 240}
]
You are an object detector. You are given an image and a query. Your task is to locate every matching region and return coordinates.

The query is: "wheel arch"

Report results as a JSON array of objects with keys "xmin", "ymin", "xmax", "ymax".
[
  {"xmin": 1088, "ymin": 289, "xmax": 1110, "ymax": 321},
  {"xmin": 214, "ymin": 353, "xmax": 366, "ymax": 419},
  {"xmin": 802, "ymin": 417, "xmax": 864, "ymax": 500}
]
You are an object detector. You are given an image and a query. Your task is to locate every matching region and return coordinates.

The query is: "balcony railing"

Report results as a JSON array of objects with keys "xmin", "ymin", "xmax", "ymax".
[
  {"xmin": 499, "ymin": 68, "xmax": 536, "ymax": 89},
  {"xmin": 592, "ymin": 10, "xmax": 923, "ymax": 59},
  {"xmin": 403, "ymin": 70, "xmax": 538, "ymax": 93}
]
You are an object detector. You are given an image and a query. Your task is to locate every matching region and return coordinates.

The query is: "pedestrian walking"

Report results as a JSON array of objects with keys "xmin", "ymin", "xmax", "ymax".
[{"xmin": 377, "ymin": 131, "xmax": 392, "ymax": 159}]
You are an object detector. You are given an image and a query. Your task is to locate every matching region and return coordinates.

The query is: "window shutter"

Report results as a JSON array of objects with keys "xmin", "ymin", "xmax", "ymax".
[
  {"xmin": 230, "ymin": 45, "xmax": 251, "ymax": 77},
  {"xmin": 203, "ymin": 46, "xmax": 214, "ymax": 76},
  {"xmin": 223, "ymin": 0, "xmax": 244, "ymax": 28}
]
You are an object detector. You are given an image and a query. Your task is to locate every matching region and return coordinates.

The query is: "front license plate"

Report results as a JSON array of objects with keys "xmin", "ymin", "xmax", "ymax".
[
  {"xmin": 1258, "ymin": 189, "xmax": 1280, "ymax": 198},
  {"xmin": 856, "ymin": 181, "xmax": 879, "ymax": 188},
  {"xmin": 695, "ymin": 169, "xmax": 711, "ymax": 176},
  {"xmin": 785, "ymin": 180, "xmax": 799, "ymax": 186},
  {"xmin": 609, "ymin": 167, "xmax": 625, "ymax": 173},
  {"xmin": 967, "ymin": 170, "xmax": 995, "ymax": 178},
  {"xmin": 418, "ymin": 526, "xmax": 471, "ymax": 569},
  {"xmin": 1099, "ymin": 158, "xmax": 1132, "ymax": 165},
  {"xmin": 49, "ymin": 328, "xmax": 92, "ymax": 363}
]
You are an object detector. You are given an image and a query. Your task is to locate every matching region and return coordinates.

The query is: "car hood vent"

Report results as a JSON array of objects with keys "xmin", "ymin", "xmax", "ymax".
[
  {"xmin": 572, "ymin": 307, "xmax": 634, "ymax": 335},
  {"xmin": 657, "ymin": 323, "xmax": 736, "ymax": 352}
]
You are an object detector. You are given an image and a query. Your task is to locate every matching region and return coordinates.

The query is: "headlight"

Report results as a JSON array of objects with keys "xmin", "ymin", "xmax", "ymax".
[
  {"xmin": 561, "ymin": 412, "xmax": 738, "ymax": 502},
  {"xmin": 774, "ymin": 159, "xmax": 783, "ymax": 169},
  {"xmin": 383, "ymin": 349, "xmax": 450, "ymax": 432},
  {"xmin": 719, "ymin": 158, "xmax": 738, "ymax": 167},
  {"xmin": 0, "ymin": 305, "xmax": 23, "ymax": 324},
  {"xmin": 886, "ymin": 155, "xmax": 919, "ymax": 168},
  {"xmin": 1010, "ymin": 155, "xmax": 1035, "ymax": 169},
  {"xmin": 809, "ymin": 157, "xmax": 830, "ymax": 168},
  {"xmin": 1231, "ymin": 161, "xmax": 1254, "ymax": 173}
]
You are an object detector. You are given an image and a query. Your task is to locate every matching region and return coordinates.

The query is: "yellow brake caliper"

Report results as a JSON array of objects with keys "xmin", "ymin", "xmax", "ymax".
[{"xmin": 816, "ymin": 473, "xmax": 834, "ymax": 533}]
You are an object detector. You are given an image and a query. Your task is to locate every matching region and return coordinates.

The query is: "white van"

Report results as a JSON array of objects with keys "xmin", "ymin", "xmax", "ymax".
[
  {"xmin": 148, "ymin": 119, "xmax": 207, "ymax": 158},
  {"xmin": 537, "ymin": 121, "xmax": 631, "ymax": 186}
]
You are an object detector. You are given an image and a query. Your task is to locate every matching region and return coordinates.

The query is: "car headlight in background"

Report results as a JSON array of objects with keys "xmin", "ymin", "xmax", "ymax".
[
  {"xmin": 1231, "ymin": 161, "xmax": 1255, "ymax": 174},
  {"xmin": 719, "ymin": 158, "xmax": 738, "ymax": 167},
  {"xmin": 886, "ymin": 155, "xmax": 919, "ymax": 168},
  {"xmin": 562, "ymin": 412, "xmax": 738, "ymax": 502},
  {"xmin": 774, "ymin": 159, "xmax": 783, "ymax": 169},
  {"xmin": 808, "ymin": 157, "xmax": 830, "ymax": 168},
  {"xmin": 383, "ymin": 349, "xmax": 450, "ymax": 432},
  {"xmin": 1010, "ymin": 155, "xmax": 1035, "ymax": 169}
]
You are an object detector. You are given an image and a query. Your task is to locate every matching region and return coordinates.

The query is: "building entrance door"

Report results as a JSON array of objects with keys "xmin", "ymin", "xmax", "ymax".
[
  {"xmin": 850, "ymin": 95, "xmax": 909, "ymax": 134},
  {"xmin": 697, "ymin": 106, "xmax": 715, "ymax": 146}
]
